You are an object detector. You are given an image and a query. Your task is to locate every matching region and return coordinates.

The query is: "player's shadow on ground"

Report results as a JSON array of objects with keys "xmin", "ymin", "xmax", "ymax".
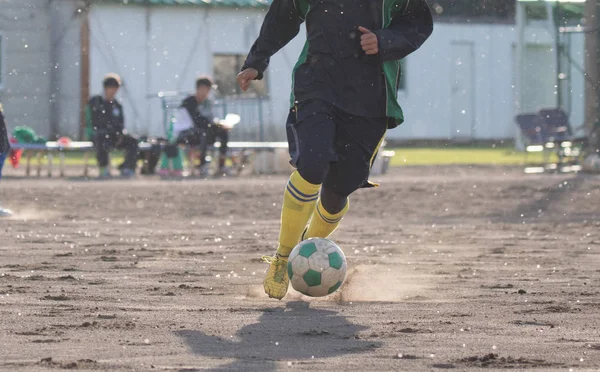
[{"xmin": 175, "ymin": 301, "xmax": 381, "ymax": 372}]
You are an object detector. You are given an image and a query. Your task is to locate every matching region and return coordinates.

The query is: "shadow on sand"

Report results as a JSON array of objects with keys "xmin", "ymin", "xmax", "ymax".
[{"xmin": 175, "ymin": 301, "xmax": 381, "ymax": 371}]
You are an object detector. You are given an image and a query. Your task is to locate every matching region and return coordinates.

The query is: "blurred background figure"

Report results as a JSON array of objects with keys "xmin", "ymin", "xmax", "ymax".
[
  {"xmin": 175, "ymin": 76, "xmax": 230, "ymax": 176},
  {"xmin": 0, "ymin": 102, "xmax": 13, "ymax": 217},
  {"xmin": 86, "ymin": 74, "xmax": 139, "ymax": 178}
]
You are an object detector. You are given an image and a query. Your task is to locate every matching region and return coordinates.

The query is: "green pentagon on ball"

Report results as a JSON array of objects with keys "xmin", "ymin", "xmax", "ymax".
[
  {"xmin": 328, "ymin": 281, "xmax": 342, "ymax": 294},
  {"xmin": 328, "ymin": 251, "xmax": 343, "ymax": 270},
  {"xmin": 298, "ymin": 242, "xmax": 318, "ymax": 258},
  {"xmin": 303, "ymin": 269, "xmax": 322, "ymax": 287},
  {"xmin": 287, "ymin": 261, "xmax": 294, "ymax": 279}
]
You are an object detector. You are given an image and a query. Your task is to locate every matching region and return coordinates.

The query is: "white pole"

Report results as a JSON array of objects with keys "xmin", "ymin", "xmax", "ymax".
[
  {"xmin": 584, "ymin": 0, "xmax": 599, "ymax": 153},
  {"xmin": 145, "ymin": 5, "xmax": 151, "ymax": 136},
  {"xmin": 545, "ymin": 1, "xmax": 561, "ymax": 108},
  {"xmin": 515, "ymin": 1, "xmax": 526, "ymax": 150}
]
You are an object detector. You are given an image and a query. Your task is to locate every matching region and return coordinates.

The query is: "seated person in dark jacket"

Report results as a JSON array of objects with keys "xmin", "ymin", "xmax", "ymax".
[
  {"xmin": 89, "ymin": 74, "xmax": 139, "ymax": 178},
  {"xmin": 176, "ymin": 76, "xmax": 229, "ymax": 172}
]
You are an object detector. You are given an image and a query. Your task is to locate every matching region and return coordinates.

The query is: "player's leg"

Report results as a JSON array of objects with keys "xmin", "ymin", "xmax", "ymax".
[
  {"xmin": 303, "ymin": 185, "xmax": 349, "ymax": 240},
  {"xmin": 142, "ymin": 143, "xmax": 162, "ymax": 175},
  {"xmin": 198, "ymin": 126, "xmax": 213, "ymax": 170},
  {"xmin": 278, "ymin": 100, "xmax": 337, "ymax": 256},
  {"xmin": 304, "ymin": 111, "xmax": 387, "ymax": 240},
  {"xmin": 216, "ymin": 126, "xmax": 229, "ymax": 171},
  {"xmin": 263, "ymin": 100, "xmax": 336, "ymax": 299},
  {"xmin": 0, "ymin": 152, "xmax": 12, "ymax": 217},
  {"xmin": 117, "ymin": 134, "xmax": 139, "ymax": 177},
  {"xmin": 95, "ymin": 132, "xmax": 113, "ymax": 178},
  {"xmin": 0, "ymin": 152, "xmax": 5, "ymax": 179},
  {"xmin": 176, "ymin": 128, "xmax": 204, "ymax": 174},
  {"xmin": 160, "ymin": 143, "xmax": 183, "ymax": 176}
]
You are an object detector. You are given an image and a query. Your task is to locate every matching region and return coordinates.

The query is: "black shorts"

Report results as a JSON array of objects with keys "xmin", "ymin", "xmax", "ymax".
[
  {"xmin": 286, "ymin": 99, "xmax": 387, "ymax": 197},
  {"xmin": 177, "ymin": 126, "xmax": 228, "ymax": 154},
  {"xmin": 176, "ymin": 127, "xmax": 206, "ymax": 147}
]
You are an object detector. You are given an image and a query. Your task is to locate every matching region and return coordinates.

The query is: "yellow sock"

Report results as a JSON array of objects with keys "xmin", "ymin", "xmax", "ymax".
[
  {"xmin": 304, "ymin": 198, "xmax": 349, "ymax": 239},
  {"xmin": 276, "ymin": 171, "xmax": 321, "ymax": 257}
]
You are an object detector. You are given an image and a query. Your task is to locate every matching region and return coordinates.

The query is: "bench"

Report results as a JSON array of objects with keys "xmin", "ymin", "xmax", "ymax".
[
  {"xmin": 11, "ymin": 141, "xmax": 95, "ymax": 177},
  {"xmin": 10, "ymin": 140, "xmax": 290, "ymax": 177},
  {"xmin": 11, "ymin": 140, "xmax": 395, "ymax": 178}
]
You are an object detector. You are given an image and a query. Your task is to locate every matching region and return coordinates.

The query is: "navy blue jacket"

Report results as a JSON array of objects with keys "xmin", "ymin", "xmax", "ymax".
[
  {"xmin": 89, "ymin": 95, "xmax": 125, "ymax": 135},
  {"xmin": 243, "ymin": 0, "xmax": 433, "ymax": 121}
]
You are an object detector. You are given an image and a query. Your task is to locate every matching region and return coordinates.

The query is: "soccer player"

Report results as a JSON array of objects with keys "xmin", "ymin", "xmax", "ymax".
[
  {"xmin": 176, "ymin": 77, "xmax": 229, "ymax": 174},
  {"xmin": 0, "ymin": 102, "xmax": 13, "ymax": 217},
  {"xmin": 88, "ymin": 74, "xmax": 139, "ymax": 178},
  {"xmin": 237, "ymin": 0, "xmax": 433, "ymax": 299}
]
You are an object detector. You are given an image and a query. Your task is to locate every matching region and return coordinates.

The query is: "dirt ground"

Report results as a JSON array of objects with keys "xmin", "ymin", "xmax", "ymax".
[{"xmin": 1, "ymin": 165, "xmax": 599, "ymax": 371}]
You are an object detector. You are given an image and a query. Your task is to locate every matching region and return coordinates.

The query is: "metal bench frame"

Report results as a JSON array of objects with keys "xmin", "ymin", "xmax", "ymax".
[
  {"xmin": 10, "ymin": 141, "xmax": 289, "ymax": 177},
  {"xmin": 11, "ymin": 140, "xmax": 395, "ymax": 178}
]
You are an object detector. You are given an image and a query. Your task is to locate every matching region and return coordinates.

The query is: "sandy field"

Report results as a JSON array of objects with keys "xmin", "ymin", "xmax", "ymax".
[{"xmin": 1, "ymin": 165, "xmax": 599, "ymax": 371}]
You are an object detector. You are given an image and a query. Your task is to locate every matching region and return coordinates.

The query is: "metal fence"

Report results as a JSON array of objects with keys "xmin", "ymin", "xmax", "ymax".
[{"xmin": 152, "ymin": 92, "xmax": 267, "ymax": 141}]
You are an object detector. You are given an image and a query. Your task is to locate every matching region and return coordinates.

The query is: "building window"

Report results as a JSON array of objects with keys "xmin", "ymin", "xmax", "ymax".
[
  {"xmin": 428, "ymin": 0, "xmax": 515, "ymax": 22},
  {"xmin": 524, "ymin": 2, "xmax": 583, "ymax": 26},
  {"xmin": 213, "ymin": 54, "xmax": 268, "ymax": 97}
]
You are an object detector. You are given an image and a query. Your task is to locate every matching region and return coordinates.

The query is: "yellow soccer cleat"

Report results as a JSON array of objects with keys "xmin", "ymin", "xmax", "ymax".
[{"xmin": 261, "ymin": 254, "xmax": 289, "ymax": 300}]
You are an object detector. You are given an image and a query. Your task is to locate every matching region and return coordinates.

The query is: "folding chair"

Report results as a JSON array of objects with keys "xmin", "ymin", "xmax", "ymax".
[
  {"xmin": 515, "ymin": 113, "xmax": 551, "ymax": 165},
  {"xmin": 538, "ymin": 108, "xmax": 583, "ymax": 168},
  {"xmin": 538, "ymin": 109, "xmax": 572, "ymax": 141}
]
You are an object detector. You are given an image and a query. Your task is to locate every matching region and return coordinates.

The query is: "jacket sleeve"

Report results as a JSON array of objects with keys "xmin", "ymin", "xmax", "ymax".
[
  {"xmin": 242, "ymin": 0, "xmax": 304, "ymax": 80},
  {"xmin": 373, "ymin": 0, "xmax": 433, "ymax": 62},
  {"xmin": 88, "ymin": 96, "xmax": 103, "ymax": 133},
  {"xmin": 114, "ymin": 101, "xmax": 125, "ymax": 132}
]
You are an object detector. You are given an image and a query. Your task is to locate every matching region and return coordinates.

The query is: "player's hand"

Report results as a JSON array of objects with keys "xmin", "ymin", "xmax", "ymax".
[
  {"xmin": 358, "ymin": 26, "xmax": 379, "ymax": 55},
  {"xmin": 236, "ymin": 68, "xmax": 259, "ymax": 92}
]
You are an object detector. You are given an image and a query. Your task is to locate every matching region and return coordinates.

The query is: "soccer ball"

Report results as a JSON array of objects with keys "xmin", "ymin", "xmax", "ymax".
[{"xmin": 287, "ymin": 238, "xmax": 347, "ymax": 297}]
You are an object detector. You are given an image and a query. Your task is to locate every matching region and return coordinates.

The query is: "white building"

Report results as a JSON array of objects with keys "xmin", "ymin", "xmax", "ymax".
[
  {"xmin": 394, "ymin": 0, "xmax": 586, "ymax": 141},
  {"xmin": 86, "ymin": 1, "xmax": 300, "ymax": 141},
  {"xmin": 513, "ymin": 0, "xmax": 587, "ymax": 139},
  {"xmin": 0, "ymin": 0, "xmax": 587, "ymax": 142},
  {"xmin": 395, "ymin": 22, "xmax": 516, "ymax": 140},
  {"xmin": 0, "ymin": 0, "xmax": 53, "ymax": 134}
]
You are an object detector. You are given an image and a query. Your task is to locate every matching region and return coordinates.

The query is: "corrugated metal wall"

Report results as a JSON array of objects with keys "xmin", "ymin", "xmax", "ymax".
[{"xmin": 0, "ymin": 0, "xmax": 53, "ymax": 137}]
